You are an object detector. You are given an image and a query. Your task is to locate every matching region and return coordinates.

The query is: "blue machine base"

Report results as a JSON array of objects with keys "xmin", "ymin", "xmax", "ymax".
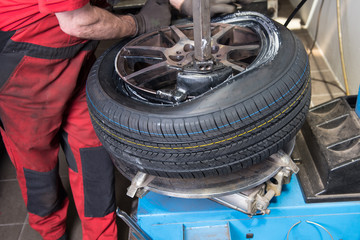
[{"xmin": 135, "ymin": 176, "xmax": 360, "ymax": 239}]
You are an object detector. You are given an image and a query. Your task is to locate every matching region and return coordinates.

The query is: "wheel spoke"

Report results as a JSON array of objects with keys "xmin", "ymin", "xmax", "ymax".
[
  {"xmin": 122, "ymin": 55, "xmax": 163, "ymax": 67},
  {"xmin": 216, "ymin": 44, "xmax": 260, "ymax": 65},
  {"xmin": 218, "ymin": 44, "xmax": 260, "ymax": 54},
  {"xmin": 123, "ymin": 45, "xmax": 167, "ymax": 57},
  {"xmin": 159, "ymin": 30, "xmax": 177, "ymax": 46},
  {"xmin": 170, "ymin": 25, "xmax": 191, "ymax": 41},
  {"xmin": 123, "ymin": 61, "xmax": 176, "ymax": 91},
  {"xmin": 212, "ymin": 25, "xmax": 235, "ymax": 42},
  {"xmin": 120, "ymin": 45, "xmax": 167, "ymax": 69},
  {"xmin": 230, "ymin": 43, "xmax": 260, "ymax": 51},
  {"xmin": 222, "ymin": 60, "xmax": 246, "ymax": 73}
]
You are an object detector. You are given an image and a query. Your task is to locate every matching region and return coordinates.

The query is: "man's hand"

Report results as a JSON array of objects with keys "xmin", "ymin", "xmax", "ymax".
[
  {"xmin": 132, "ymin": 0, "xmax": 171, "ymax": 35},
  {"xmin": 179, "ymin": 0, "xmax": 236, "ymax": 17},
  {"xmin": 55, "ymin": 3, "xmax": 138, "ymax": 40}
]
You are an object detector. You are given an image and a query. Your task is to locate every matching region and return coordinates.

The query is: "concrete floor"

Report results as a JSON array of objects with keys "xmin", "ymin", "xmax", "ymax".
[{"xmin": 0, "ymin": 0, "xmax": 346, "ymax": 239}]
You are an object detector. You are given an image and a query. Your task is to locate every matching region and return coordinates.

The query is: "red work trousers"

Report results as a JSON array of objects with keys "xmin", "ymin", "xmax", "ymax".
[{"xmin": 0, "ymin": 39, "xmax": 118, "ymax": 239}]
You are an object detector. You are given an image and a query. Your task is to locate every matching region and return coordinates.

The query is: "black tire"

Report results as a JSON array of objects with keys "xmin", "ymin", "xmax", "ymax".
[{"xmin": 86, "ymin": 16, "xmax": 311, "ymax": 179}]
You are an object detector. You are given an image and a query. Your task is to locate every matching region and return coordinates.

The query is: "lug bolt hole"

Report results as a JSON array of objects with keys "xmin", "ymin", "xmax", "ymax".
[
  {"xmin": 169, "ymin": 55, "xmax": 184, "ymax": 62},
  {"xmin": 211, "ymin": 45, "xmax": 219, "ymax": 54},
  {"xmin": 184, "ymin": 44, "xmax": 195, "ymax": 52}
]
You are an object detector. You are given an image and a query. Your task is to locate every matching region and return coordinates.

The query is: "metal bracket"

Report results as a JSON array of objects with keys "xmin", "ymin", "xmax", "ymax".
[
  {"xmin": 211, "ymin": 184, "xmax": 266, "ymax": 215},
  {"xmin": 127, "ymin": 172, "xmax": 155, "ymax": 198},
  {"xmin": 211, "ymin": 151, "xmax": 298, "ymax": 216},
  {"xmin": 266, "ymin": 150, "xmax": 299, "ymax": 196}
]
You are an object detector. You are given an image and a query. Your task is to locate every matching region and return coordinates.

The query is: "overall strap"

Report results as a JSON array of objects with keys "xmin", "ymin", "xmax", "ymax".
[{"xmin": 0, "ymin": 30, "xmax": 15, "ymax": 53}]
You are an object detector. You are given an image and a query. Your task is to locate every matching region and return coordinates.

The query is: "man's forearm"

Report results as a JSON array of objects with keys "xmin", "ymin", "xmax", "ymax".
[{"xmin": 55, "ymin": 3, "xmax": 137, "ymax": 40}]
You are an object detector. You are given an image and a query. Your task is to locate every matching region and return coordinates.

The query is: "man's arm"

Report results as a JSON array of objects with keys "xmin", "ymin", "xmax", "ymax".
[{"xmin": 55, "ymin": 3, "xmax": 137, "ymax": 40}]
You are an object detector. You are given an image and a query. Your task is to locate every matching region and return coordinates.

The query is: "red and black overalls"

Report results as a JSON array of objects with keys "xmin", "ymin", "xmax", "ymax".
[{"xmin": 0, "ymin": 1, "xmax": 117, "ymax": 239}]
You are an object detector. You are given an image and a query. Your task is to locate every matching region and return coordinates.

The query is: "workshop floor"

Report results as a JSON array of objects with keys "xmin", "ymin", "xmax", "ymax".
[{"xmin": 0, "ymin": 1, "xmax": 346, "ymax": 240}]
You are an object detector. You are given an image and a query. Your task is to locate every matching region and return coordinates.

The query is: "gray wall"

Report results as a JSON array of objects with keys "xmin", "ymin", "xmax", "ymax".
[
  {"xmin": 290, "ymin": 0, "xmax": 314, "ymax": 26},
  {"xmin": 290, "ymin": 0, "xmax": 360, "ymax": 95}
]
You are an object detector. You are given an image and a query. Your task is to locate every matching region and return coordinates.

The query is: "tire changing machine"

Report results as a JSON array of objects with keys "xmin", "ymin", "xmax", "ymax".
[
  {"xmin": 116, "ymin": 94, "xmax": 360, "ymax": 240},
  {"xmin": 118, "ymin": 94, "xmax": 360, "ymax": 240},
  {"xmin": 114, "ymin": 2, "xmax": 360, "ymax": 239}
]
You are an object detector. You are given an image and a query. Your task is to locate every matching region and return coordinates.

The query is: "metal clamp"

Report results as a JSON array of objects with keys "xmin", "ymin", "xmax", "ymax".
[
  {"xmin": 211, "ymin": 150, "xmax": 299, "ymax": 216},
  {"xmin": 127, "ymin": 172, "xmax": 155, "ymax": 198},
  {"xmin": 267, "ymin": 150, "xmax": 299, "ymax": 196},
  {"xmin": 211, "ymin": 184, "xmax": 268, "ymax": 216}
]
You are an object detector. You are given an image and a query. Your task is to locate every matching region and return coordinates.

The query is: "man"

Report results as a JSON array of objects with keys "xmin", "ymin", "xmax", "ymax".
[{"xmin": 0, "ymin": 0, "xmax": 237, "ymax": 239}]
